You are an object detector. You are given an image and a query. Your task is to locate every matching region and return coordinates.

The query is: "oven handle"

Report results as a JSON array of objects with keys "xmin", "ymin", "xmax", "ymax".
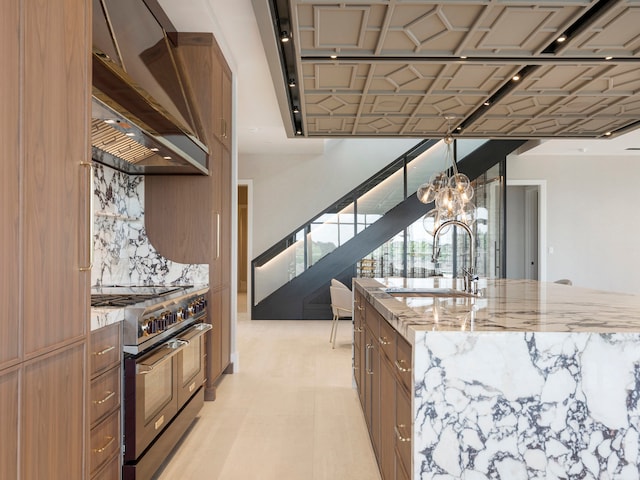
[
  {"xmin": 177, "ymin": 322, "xmax": 212, "ymax": 345},
  {"xmin": 136, "ymin": 340, "xmax": 189, "ymax": 375}
]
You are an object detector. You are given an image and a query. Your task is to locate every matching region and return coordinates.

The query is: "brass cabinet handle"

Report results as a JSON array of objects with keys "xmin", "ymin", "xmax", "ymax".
[
  {"xmin": 366, "ymin": 344, "xmax": 374, "ymax": 375},
  {"xmin": 395, "ymin": 359, "xmax": 411, "ymax": 373},
  {"xmin": 93, "ymin": 436, "xmax": 115, "ymax": 454},
  {"xmin": 395, "ymin": 425, "xmax": 411, "ymax": 443},
  {"xmin": 221, "ymin": 118, "xmax": 227, "ymax": 139},
  {"xmin": 94, "ymin": 345, "xmax": 116, "ymax": 357},
  {"xmin": 357, "ymin": 305, "xmax": 364, "ymax": 312},
  {"xmin": 79, "ymin": 161, "xmax": 93, "ymax": 272},
  {"xmin": 354, "ymin": 326, "xmax": 363, "ymax": 333},
  {"xmin": 93, "ymin": 390, "xmax": 116, "ymax": 405},
  {"xmin": 216, "ymin": 212, "xmax": 221, "ymax": 259},
  {"xmin": 378, "ymin": 336, "xmax": 391, "ymax": 346}
]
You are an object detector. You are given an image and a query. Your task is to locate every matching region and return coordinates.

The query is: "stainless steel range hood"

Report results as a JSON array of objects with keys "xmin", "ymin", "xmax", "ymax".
[
  {"xmin": 91, "ymin": 0, "xmax": 208, "ymax": 175},
  {"xmin": 91, "ymin": 94, "xmax": 208, "ymax": 175}
]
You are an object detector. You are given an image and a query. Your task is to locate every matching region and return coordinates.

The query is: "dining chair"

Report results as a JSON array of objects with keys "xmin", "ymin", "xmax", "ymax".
[{"xmin": 329, "ymin": 283, "xmax": 352, "ymax": 349}]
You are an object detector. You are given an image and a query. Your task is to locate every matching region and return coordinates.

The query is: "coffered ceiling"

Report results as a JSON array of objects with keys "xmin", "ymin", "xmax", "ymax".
[{"xmin": 263, "ymin": 0, "xmax": 640, "ymax": 140}]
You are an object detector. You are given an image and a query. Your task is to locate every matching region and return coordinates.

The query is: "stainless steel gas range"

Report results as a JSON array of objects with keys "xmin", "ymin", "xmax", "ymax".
[{"xmin": 91, "ymin": 284, "xmax": 210, "ymax": 480}]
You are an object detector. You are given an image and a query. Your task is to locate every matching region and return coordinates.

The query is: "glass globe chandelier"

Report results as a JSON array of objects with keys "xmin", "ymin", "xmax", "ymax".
[{"xmin": 417, "ymin": 135, "xmax": 476, "ymax": 235}]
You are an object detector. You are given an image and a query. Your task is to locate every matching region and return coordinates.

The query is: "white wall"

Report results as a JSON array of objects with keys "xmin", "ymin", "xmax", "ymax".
[
  {"xmin": 506, "ymin": 186, "xmax": 526, "ymax": 280},
  {"xmin": 507, "ymin": 153, "xmax": 640, "ymax": 294},
  {"xmin": 239, "ymin": 138, "xmax": 422, "ymax": 258}
]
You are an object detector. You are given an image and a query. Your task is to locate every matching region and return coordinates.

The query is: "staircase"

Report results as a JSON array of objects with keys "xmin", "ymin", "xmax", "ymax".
[{"xmin": 252, "ymin": 139, "xmax": 526, "ymax": 320}]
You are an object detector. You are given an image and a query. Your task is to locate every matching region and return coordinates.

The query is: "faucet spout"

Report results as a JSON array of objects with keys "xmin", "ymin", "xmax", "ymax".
[{"xmin": 432, "ymin": 219, "xmax": 478, "ymax": 294}]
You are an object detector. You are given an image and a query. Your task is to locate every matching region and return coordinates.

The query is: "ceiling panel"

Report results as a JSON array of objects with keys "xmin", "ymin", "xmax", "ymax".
[{"xmin": 270, "ymin": 0, "xmax": 640, "ymax": 138}]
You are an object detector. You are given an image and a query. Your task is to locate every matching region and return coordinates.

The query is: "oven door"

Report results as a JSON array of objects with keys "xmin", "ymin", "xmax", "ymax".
[
  {"xmin": 125, "ymin": 340, "xmax": 186, "ymax": 462},
  {"xmin": 176, "ymin": 322, "xmax": 212, "ymax": 408}
]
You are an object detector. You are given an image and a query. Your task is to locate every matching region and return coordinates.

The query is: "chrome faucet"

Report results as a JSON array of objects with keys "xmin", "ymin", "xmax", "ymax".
[{"xmin": 432, "ymin": 219, "xmax": 478, "ymax": 294}]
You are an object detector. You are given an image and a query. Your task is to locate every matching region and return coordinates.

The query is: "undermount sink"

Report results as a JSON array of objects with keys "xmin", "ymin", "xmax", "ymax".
[{"xmin": 384, "ymin": 287, "xmax": 476, "ymax": 298}]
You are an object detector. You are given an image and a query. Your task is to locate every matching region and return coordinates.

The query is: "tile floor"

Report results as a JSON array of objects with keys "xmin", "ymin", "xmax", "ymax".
[{"xmin": 155, "ymin": 299, "xmax": 381, "ymax": 480}]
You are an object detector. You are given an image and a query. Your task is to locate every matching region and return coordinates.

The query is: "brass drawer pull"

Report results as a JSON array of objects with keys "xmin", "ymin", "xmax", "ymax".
[
  {"xmin": 378, "ymin": 336, "xmax": 391, "ymax": 346},
  {"xmin": 357, "ymin": 305, "xmax": 364, "ymax": 311},
  {"xmin": 79, "ymin": 161, "xmax": 93, "ymax": 272},
  {"xmin": 395, "ymin": 425, "xmax": 411, "ymax": 443},
  {"xmin": 93, "ymin": 390, "xmax": 116, "ymax": 405},
  {"xmin": 354, "ymin": 327, "xmax": 363, "ymax": 333},
  {"xmin": 93, "ymin": 436, "xmax": 115, "ymax": 454},
  {"xmin": 94, "ymin": 345, "xmax": 116, "ymax": 357},
  {"xmin": 366, "ymin": 344, "xmax": 374, "ymax": 375},
  {"xmin": 395, "ymin": 360, "xmax": 411, "ymax": 373}
]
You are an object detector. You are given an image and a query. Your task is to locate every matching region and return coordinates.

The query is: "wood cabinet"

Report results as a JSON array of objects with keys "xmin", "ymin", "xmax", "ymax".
[
  {"xmin": 395, "ymin": 383, "xmax": 412, "ymax": 479},
  {"xmin": 145, "ymin": 32, "xmax": 233, "ymax": 400},
  {"xmin": 89, "ymin": 324, "xmax": 122, "ymax": 479},
  {"xmin": 206, "ymin": 286, "xmax": 232, "ymax": 390},
  {"xmin": 0, "ymin": 0, "xmax": 20, "ymax": 371},
  {"xmin": 356, "ymin": 293, "xmax": 413, "ymax": 480},
  {"xmin": 22, "ymin": 343, "xmax": 87, "ymax": 479},
  {"xmin": 364, "ymin": 307, "xmax": 381, "ymax": 457},
  {"xmin": 220, "ymin": 64, "xmax": 233, "ymax": 151},
  {"xmin": 211, "ymin": 39, "xmax": 232, "ymax": 150},
  {"xmin": 0, "ymin": 0, "xmax": 91, "ymax": 478},
  {"xmin": 22, "ymin": 0, "xmax": 90, "ymax": 358},
  {"xmin": 353, "ymin": 291, "xmax": 366, "ymax": 406},
  {"xmin": 379, "ymin": 348, "xmax": 396, "ymax": 480},
  {"xmin": 0, "ymin": 368, "xmax": 19, "ymax": 480}
]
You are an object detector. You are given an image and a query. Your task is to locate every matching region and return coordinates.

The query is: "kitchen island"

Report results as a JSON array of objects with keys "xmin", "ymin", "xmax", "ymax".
[{"xmin": 353, "ymin": 277, "xmax": 640, "ymax": 480}]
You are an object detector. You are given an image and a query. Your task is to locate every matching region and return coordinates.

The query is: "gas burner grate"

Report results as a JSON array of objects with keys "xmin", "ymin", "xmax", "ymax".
[
  {"xmin": 91, "ymin": 294, "xmax": 162, "ymax": 308},
  {"xmin": 90, "ymin": 285, "xmax": 191, "ymax": 307}
]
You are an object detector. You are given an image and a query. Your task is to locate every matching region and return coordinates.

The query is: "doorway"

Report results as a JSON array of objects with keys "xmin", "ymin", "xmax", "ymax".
[
  {"xmin": 506, "ymin": 180, "xmax": 547, "ymax": 281},
  {"xmin": 237, "ymin": 182, "xmax": 251, "ymax": 314}
]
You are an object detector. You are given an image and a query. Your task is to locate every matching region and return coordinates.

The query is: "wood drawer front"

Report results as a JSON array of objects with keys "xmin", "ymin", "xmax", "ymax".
[
  {"xmin": 90, "ymin": 366, "xmax": 120, "ymax": 427},
  {"xmin": 354, "ymin": 292, "xmax": 365, "ymax": 323},
  {"xmin": 92, "ymin": 452, "xmax": 120, "ymax": 480},
  {"xmin": 378, "ymin": 318, "xmax": 395, "ymax": 362},
  {"xmin": 353, "ymin": 343, "xmax": 361, "ymax": 390},
  {"xmin": 364, "ymin": 302, "xmax": 380, "ymax": 337},
  {"xmin": 396, "ymin": 334, "xmax": 412, "ymax": 394},
  {"xmin": 354, "ymin": 305, "xmax": 364, "ymax": 333},
  {"xmin": 90, "ymin": 410, "xmax": 120, "ymax": 476},
  {"xmin": 395, "ymin": 387, "xmax": 411, "ymax": 475},
  {"xmin": 91, "ymin": 323, "xmax": 121, "ymax": 377}
]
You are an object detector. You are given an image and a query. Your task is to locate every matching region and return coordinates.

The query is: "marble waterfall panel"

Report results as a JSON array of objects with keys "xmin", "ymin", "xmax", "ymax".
[
  {"xmin": 413, "ymin": 331, "xmax": 640, "ymax": 479},
  {"xmin": 92, "ymin": 164, "xmax": 208, "ymax": 286}
]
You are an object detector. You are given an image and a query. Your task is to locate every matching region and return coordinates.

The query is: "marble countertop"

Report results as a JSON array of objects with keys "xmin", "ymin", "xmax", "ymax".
[{"xmin": 354, "ymin": 277, "xmax": 640, "ymax": 343}]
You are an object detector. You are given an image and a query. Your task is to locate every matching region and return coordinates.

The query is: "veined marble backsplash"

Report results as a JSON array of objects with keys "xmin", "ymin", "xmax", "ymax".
[{"xmin": 91, "ymin": 164, "xmax": 208, "ymax": 286}]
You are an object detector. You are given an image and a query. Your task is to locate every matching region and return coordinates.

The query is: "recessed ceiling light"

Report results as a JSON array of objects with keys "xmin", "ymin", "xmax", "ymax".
[
  {"xmin": 104, "ymin": 119, "xmax": 117, "ymax": 124},
  {"xmin": 296, "ymin": 130, "xmax": 302, "ymax": 135},
  {"xmin": 288, "ymin": 79, "xmax": 296, "ymax": 87},
  {"xmin": 512, "ymin": 74, "xmax": 521, "ymax": 81},
  {"xmin": 484, "ymin": 101, "xmax": 490, "ymax": 106},
  {"xmin": 605, "ymin": 56, "xmax": 613, "ymax": 60},
  {"xmin": 604, "ymin": 131, "xmax": 612, "ymax": 136},
  {"xmin": 280, "ymin": 31, "xmax": 289, "ymax": 42},
  {"xmin": 150, "ymin": 147, "xmax": 159, "ymax": 152},
  {"xmin": 330, "ymin": 54, "xmax": 337, "ymax": 59},
  {"xmin": 293, "ymin": 106, "xmax": 299, "ymax": 113},
  {"xmin": 460, "ymin": 56, "xmax": 467, "ymax": 59},
  {"xmin": 126, "ymin": 132, "xmax": 135, "ymax": 137},
  {"xmin": 557, "ymin": 35, "xmax": 567, "ymax": 43}
]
